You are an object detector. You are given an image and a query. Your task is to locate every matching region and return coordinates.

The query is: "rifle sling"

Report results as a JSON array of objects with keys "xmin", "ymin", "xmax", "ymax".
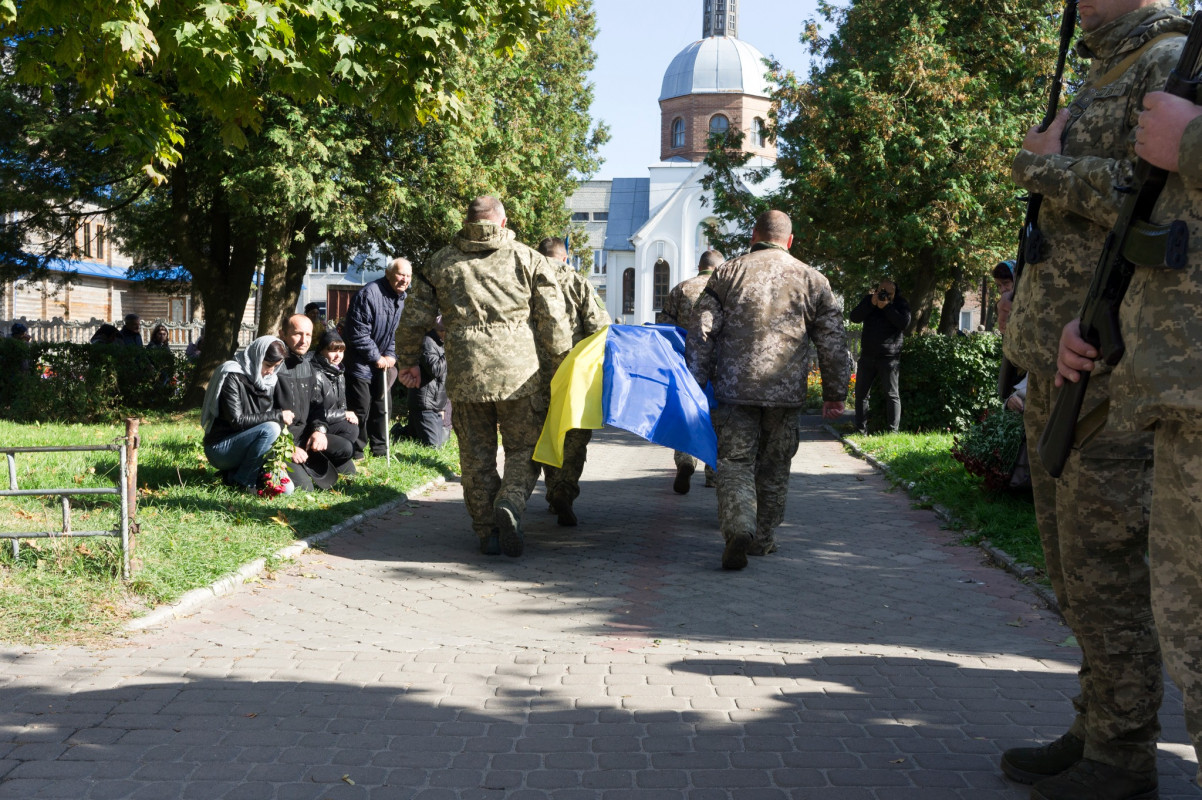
[
  {"xmin": 1073, "ymin": 398, "xmax": 1111, "ymax": 450},
  {"xmin": 1089, "ymin": 32, "xmax": 1186, "ymax": 90},
  {"xmin": 1121, "ymin": 219, "xmax": 1190, "ymax": 268}
]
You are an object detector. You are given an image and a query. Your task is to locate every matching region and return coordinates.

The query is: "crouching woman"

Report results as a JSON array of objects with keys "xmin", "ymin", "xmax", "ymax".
[{"xmin": 201, "ymin": 336, "xmax": 295, "ymax": 492}]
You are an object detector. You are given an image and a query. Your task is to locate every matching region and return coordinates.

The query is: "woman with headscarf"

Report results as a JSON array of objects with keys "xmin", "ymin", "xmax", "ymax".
[{"xmin": 201, "ymin": 336, "xmax": 294, "ymax": 492}]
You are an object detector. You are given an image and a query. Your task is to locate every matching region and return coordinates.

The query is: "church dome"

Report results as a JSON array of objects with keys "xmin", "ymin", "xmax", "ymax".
[{"xmin": 659, "ymin": 37, "xmax": 772, "ymax": 102}]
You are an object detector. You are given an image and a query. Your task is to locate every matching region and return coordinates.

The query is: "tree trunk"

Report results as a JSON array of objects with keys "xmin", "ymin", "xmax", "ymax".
[
  {"xmin": 904, "ymin": 249, "xmax": 943, "ymax": 334},
  {"xmin": 256, "ymin": 214, "xmax": 295, "ymax": 337},
  {"xmin": 175, "ymin": 164, "xmax": 260, "ymax": 408},
  {"xmin": 937, "ymin": 266, "xmax": 966, "ymax": 335}
]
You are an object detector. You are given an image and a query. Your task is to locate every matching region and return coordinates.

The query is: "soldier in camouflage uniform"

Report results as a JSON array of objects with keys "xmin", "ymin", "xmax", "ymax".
[
  {"xmin": 657, "ymin": 249, "xmax": 724, "ymax": 494},
  {"xmin": 1000, "ymin": 2, "xmax": 1185, "ymax": 797},
  {"xmin": 396, "ymin": 197, "xmax": 571, "ymax": 558},
  {"xmin": 1057, "ymin": 73, "xmax": 1202, "ymax": 789},
  {"xmin": 686, "ymin": 210, "xmax": 849, "ymax": 570},
  {"xmin": 534, "ymin": 237, "xmax": 611, "ymax": 527}
]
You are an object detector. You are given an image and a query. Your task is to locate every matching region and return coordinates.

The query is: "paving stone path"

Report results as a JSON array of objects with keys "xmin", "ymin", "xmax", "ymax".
[{"xmin": 0, "ymin": 418, "xmax": 1195, "ymax": 799}]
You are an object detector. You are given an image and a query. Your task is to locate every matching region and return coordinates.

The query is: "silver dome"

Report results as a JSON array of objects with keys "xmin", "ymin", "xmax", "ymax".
[{"xmin": 659, "ymin": 37, "xmax": 772, "ymax": 102}]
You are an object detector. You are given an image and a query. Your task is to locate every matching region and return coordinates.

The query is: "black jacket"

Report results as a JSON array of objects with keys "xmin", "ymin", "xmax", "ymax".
[
  {"xmin": 204, "ymin": 373, "xmax": 282, "ymax": 446},
  {"xmin": 849, "ymin": 294, "xmax": 911, "ymax": 358},
  {"xmin": 274, "ymin": 351, "xmax": 325, "ymax": 442},
  {"xmin": 408, "ymin": 330, "xmax": 447, "ymax": 414},
  {"xmin": 313, "ymin": 355, "xmax": 350, "ymax": 423}
]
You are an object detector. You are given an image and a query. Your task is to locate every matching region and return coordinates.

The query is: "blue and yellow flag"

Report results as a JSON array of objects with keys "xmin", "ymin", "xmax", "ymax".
[{"xmin": 534, "ymin": 324, "xmax": 717, "ymax": 469}]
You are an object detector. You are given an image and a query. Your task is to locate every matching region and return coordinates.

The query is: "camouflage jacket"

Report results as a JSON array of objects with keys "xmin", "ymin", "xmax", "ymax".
[
  {"xmin": 556, "ymin": 262, "xmax": 611, "ymax": 345},
  {"xmin": 1005, "ymin": 3, "xmax": 1188, "ymax": 379},
  {"xmin": 686, "ymin": 243, "xmax": 850, "ymax": 408},
  {"xmin": 656, "ymin": 272, "xmax": 713, "ymax": 332},
  {"xmin": 540, "ymin": 261, "xmax": 612, "ymax": 381},
  {"xmin": 1111, "ymin": 104, "xmax": 1202, "ymax": 429},
  {"xmin": 395, "ymin": 222, "xmax": 572, "ymax": 403}
]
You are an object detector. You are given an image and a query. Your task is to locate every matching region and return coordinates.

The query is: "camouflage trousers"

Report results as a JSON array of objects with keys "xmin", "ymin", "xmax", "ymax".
[
  {"xmin": 1025, "ymin": 372, "xmax": 1161, "ymax": 772},
  {"xmin": 712, "ymin": 403, "xmax": 800, "ymax": 548},
  {"xmin": 674, "ymin": 449, "xmax": 716, "ymax": 483},
  {"xmin": 1149, "ymin": 421, "xmax": 1202, "ymax": 784},
  {"xmin": 452, "ymin": 395, "xmax": 542, "ymax": 540},
  {"xmin": 543, "ymin": 428, "xmax": 592, "ymax": 503}
]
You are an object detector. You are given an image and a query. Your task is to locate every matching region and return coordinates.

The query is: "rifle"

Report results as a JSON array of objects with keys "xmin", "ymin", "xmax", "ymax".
[
  {"xmin": 998, "ymin": 0, "xmax": 1078, "ymax": 400},
  {"xmin": 1037, "ymin": 13, "xmax": 1202, "ymax": 478}
]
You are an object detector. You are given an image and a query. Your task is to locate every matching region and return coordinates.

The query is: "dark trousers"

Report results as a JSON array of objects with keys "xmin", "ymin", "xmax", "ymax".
[
  {"xmin": 397, "ymin": 409, "xmax": 449, "ymax": 448},
  {"xmin": 854, "ymin": 353, "xmax": 900, "ymax": 433},
  {"xmin": 347, "ymin": 369, "xmax": 396, "ymax": 456},
  {"xmin": 325, "ymin": 418, "xmax": 359, "ymax": 473}
]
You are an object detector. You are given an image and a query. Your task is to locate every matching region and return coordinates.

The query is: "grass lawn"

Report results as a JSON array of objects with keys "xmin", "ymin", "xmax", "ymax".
[
  {"xmin": 0, "ymin": 411, "xmax": 459, "ymax": 645},
  {"xmin": 841, "ymin": 428, "xmax": 1044, "ymax": 573}
]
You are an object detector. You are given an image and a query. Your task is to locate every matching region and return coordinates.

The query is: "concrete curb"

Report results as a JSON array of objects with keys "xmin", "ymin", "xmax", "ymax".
[
  {"xmin": 824, "ymin": 423, "xmax": 1060, "ymax": 615},
  {"xmin": 127, "ymin": 475, "xmax": 448, "ymax": 631}
]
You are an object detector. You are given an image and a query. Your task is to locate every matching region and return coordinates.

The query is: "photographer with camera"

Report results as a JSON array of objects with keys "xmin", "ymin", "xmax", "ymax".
[{"xmin": 849, "ymin": 279, "xmax": 911, "ymax": 434}]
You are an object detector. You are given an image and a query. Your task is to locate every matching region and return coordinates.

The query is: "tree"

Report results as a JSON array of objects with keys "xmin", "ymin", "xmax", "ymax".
[
  {"xmin": 705, "ymin": 0, "xmax": 1069, "ymax": 331},
  {"xmin": 0, "ymin": 0, "xmax": 575, "ymax": 181},
  {"xmin": 365, "ymin": 2, "xmax": 608, "ymax": 265}
]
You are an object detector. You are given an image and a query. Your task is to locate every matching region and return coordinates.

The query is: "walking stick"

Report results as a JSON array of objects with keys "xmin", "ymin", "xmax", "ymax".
[{"xmin": 381, "ymin": 366, "xmax": 391, "ymax": 464}]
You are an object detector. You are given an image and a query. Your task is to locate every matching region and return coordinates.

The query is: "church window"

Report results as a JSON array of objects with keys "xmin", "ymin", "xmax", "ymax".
[
  {"xmin": 752, "ymin": 117, "xmax": 766, "ymax": 147},
  {"xmin": 622, "ymin": 268, "xmax": 635, "ymax": 315},
  {"xmin": 709, "ymin": 114, "xmax": 730, "ymax": 136},
  {"xmin": 672, "ymin": 118, "xmax": 685, "ymax": 149},
  {"xmin": 653, "ymin": 258, "xmax": 670, "ymax": 312}
]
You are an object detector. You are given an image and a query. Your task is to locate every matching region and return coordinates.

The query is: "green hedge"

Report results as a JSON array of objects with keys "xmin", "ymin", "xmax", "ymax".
[
  {"xmin": 0, "ymin": 339, "xmax": 193, "ymax": 422},
  {"xmin": 864, "ymin": 332, "xmax": 1002, "ymax": 433}
]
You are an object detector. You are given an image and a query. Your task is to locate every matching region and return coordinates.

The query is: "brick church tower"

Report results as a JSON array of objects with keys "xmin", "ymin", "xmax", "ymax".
[{"xmin": 658, "ymin": 0, "xmax": 776, "ymax": 163}]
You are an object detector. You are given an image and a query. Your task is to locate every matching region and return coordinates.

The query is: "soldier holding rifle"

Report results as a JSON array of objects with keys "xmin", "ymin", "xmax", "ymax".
[
  {"xmin": 1057, "ymin": 38, "xmax": 1202, "ymax": 790},
  {"xmin": 1000, "ymin": 1, "xmax": 1194, "ymax": 797}
]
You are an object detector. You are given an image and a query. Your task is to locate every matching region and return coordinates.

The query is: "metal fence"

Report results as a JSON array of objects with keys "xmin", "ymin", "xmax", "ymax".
[
  {"xmin": 2, "ymin": 317, "xmax": 257, "ymax": 350},
  {"xmin": 0, "ymin": 419, "xmax": 140, "ymax": 580}
]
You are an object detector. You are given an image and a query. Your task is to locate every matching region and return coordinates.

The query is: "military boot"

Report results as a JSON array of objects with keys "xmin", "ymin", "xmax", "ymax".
[
  {"xmin": 495, "ymin": 500, "xmax": 524, "ymax": 557},
  {"xmin": 479, "ymin": 529, "xmax": 501, "ymax": 556},
  {"xmin": 673, "ymin": 462, "xmax": 694, "ymax": 494},
  {"xmin": 1030, "ymin": 758, "xmax": 1158, "ymax": 800},
  {"xmin": 546, "ymin": 486, "xmax": 577, "ymax": 527},
  {"xmin": 722, "ymin": 532, "xmax": 751, "ymax": 570},
  {"xmin": 1001, "ymin": 732, "xmax": 1084, "ymax": 784},
  {"xmin": 747, "ymin": 536, "xmax": 777, "ymax": 556}
]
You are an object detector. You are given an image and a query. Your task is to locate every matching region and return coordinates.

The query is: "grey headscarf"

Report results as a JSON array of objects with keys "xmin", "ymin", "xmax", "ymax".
[{"xmin": 201, "ymin": 336, "xmax": 284, "ymax": 433}]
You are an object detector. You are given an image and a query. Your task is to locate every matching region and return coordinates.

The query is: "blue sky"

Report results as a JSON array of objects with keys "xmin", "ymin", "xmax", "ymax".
[{"xmin": 587, "ymin": 0, "xmax": 824, "ymax": 179}]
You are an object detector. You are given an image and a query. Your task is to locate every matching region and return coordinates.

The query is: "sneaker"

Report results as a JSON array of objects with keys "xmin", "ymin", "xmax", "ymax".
[
  {"xmin": 1030, "ymin": 758, "xmax": 1158, "ymax": 800},
  {"xmin": 1001, "ymin": 733, "xmax": 1084, "ymax": 785},
  {"xmin": 673, "ymin": 462, "xmax": 695, "ymax": 494},
  {"xmin": 479, "ymin": 530, "xmax": 501, "ymax": 556},
  {"xmin": 748, "ymin": 537, "xmax": 777, "ymax": 556},
  {"xmin": 495, "ymin": 501, "xmax": 524, "ymax": 557},
  {"xmin": 722, "ymin": 532, "xmax": 751, "ymax": 571}
]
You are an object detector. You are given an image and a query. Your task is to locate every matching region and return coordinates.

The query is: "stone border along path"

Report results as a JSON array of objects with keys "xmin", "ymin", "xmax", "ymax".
[{"xmin": 0, "ymin": 418, "xmax": 1195, "ymax": 799}]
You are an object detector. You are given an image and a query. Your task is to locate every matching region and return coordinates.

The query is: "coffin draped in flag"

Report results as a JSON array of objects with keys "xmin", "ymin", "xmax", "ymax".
[{"xmin": 534, "ymin": 324, "xmax": 717, "ymax": 469}]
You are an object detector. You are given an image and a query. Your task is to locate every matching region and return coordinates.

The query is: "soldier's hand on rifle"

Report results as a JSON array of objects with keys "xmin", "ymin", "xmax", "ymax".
[
  {"xmin": 1022, "ymin": 109, "xmax": 1070, "ymax": 156},
  {"xmin": 1055, "ymin": 319, "xmax": 1099, "ymax": 387},
  {"xmin": 398, "ymin": 366, "xmax": 421, "ymax": 389},
  {"xmin": 997, "ymin": 290, "xmax": 1013, "ymax": 333},
  {"xmin": 1136, "ymin": 92, "xmax": 1202, "ymax": 172}
]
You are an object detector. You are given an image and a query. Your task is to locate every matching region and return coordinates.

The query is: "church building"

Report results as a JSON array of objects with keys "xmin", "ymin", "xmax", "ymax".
[{"xmin": 572, "ymin": 0, "xmax": 779, "ymax": 324}]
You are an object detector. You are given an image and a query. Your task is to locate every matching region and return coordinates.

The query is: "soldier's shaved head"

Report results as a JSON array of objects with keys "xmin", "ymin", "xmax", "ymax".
[
  {"xmin": 752, "ymin": 210, "xmax": 793, "ymax": 245},
  {"xmin": 538, "ymin": 237, "xmax": 568, "ymax": 261},
  {"xmin": 698, "ymin": 250, "xmax": 724, "ymax": 271},
  {"xmin": 467, "ymin": 196, "xmax": 506, "ymax": 223}
]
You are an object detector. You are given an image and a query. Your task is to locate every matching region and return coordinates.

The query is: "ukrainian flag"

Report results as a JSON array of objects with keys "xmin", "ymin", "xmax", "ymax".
[{"xmin": 534, "ymin": 324, "xmax": 717, "ymax": 469}]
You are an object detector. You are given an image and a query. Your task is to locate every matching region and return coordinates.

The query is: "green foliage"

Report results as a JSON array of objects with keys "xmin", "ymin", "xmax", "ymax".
[
  {"xmin": 0, "ymin": 0, "xmax": 575, "ymax": 181},
  {"xmin": 951, "ymin": 408, "xmax": 1026, "ymax": 491},
  {"xmin": 846, "ymin": 430, "xmax": 1042, "ymax": 570},
  {"xmin": 864, "ymin": 332, "xmax": 1002, "ymax": 432},
  {"xmin": 0, "ymin": 340, "xmax": 191, "ymax": 422},
  {"xmin": 704, "ymin": 0, "xmax": 1070, "ymax": 327},
  {"xmin": 0, "ymin": 412, "xmax": 460, "ymax": 644}
]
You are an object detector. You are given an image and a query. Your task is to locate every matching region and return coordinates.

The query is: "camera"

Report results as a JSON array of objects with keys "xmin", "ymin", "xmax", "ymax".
[{"xmin": 876, "ymin": 289, "xmax": 890, "ymax": 302}]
